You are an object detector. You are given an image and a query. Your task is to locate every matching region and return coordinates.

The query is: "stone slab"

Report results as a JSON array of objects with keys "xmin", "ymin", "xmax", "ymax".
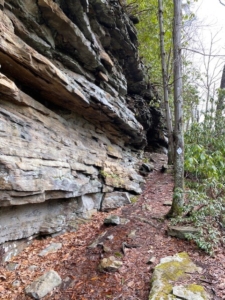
[
  {"xmin": 101, "ymin": 192, "xmax": 131, "ymax": 211},
  {"xmin": 25, "ymin": 270, "xmax": 62, "ymax": 299},
  {"xmin": 167, "ymin": 226, "xmax": 200, "ymax": 239}
]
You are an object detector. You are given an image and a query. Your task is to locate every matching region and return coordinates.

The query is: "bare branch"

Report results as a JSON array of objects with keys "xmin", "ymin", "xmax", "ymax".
[
  {"xmin": 182, "ymin": 48, "xmax": 225, "ymax": 57},
  {"xmin": 219, "ymin": 0, "xmax": 225, "ymax": 6}
]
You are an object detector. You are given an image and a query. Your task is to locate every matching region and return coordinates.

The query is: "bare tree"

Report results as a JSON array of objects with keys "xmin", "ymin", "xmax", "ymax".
[
  {"xmin": 181, "ymin": 3, "xmax": 225, "ymax": 121},
  {"xmin": 197, "ymin": 31, "xmax": 224, "ymax": 113}
]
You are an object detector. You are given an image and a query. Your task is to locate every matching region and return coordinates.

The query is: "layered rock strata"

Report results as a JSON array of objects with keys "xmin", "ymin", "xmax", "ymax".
[{"xmin": 0, "ymin": 0, "xmax": 165, "ymax": 253}]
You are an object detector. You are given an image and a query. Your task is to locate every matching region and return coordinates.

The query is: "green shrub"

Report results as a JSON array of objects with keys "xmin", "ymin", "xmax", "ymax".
[{"xmin": 173, "ymin": 115, "xmax": 225, "ymax": 255}]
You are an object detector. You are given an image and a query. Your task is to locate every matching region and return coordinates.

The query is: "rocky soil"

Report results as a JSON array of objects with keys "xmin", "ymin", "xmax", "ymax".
[{"xmin": 0, "ymin": 154, "xmax": 225, "ymax": 299}]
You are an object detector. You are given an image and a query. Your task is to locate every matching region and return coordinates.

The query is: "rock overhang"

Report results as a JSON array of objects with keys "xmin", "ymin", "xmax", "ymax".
[{"xmin": 0, "ymin": 0, "xmax": 166, "ymax": 251}]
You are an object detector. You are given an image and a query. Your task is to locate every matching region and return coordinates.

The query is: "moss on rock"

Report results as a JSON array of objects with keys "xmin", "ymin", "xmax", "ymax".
[
  {"xmin": 149, "ymin": 252, "xmax": 209, "ymax": 300},
  {"xmin": 173, "ymin": 284, "xmax": 209, "ymax": 300}
]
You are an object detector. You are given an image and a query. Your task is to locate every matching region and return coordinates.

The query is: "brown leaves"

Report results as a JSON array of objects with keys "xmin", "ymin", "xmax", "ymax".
[
  {"xmin": 0, "ymin": 274, "xmax": 6, "ymax": 280},
  {"xmin": 0, "ymin": 286, "xmax": 5, "ymax": 292},
  {"xmin": 0, "ymin": 155, "xmax": 225, "ymax": 299},
  {"xmin": 90, "ymin": 276, "xmax": 99, "ymax": 281}
]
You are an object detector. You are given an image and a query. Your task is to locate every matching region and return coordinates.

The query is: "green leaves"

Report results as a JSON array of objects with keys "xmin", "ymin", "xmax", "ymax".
[
  {"xmin": 176, "ymin": 111, "xmax": 225, "ymax": 255},
  {"xmin": 185, "ymin": 114, "xmax": 225, "ymax": 181},
  {"xmin": 127, "ymin": 0, "xmax": 174, "ymax": 85}
]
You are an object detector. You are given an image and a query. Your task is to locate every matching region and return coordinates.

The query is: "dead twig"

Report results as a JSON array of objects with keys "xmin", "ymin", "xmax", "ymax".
[{"xmin": 199, "ymin": 278, "xmax": 213, "ymax": 284}]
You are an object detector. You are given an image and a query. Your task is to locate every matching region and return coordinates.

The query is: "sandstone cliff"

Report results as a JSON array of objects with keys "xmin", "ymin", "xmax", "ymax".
[{"xmin": 0, "ymin": 0, "xmax": 165, "ymax": 254}]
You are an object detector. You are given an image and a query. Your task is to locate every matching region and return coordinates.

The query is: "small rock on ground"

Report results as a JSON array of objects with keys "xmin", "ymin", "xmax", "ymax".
[
  {"xmin": 104, "ymin": 215, "xmax": 120, "ymax": 225},
  {"xmin": 167, "ymin": 226, "xmax": 200, "ymax": 239},
  {"xmin": 98, "ymin": 256, "xmax": 123, "ymax": 272},
  {"xmin": 39, "ymin": 243, "xmax": 62, "ymax": 257},
  {"xmin": 25, "ymin": 270, "xmax": 62, "ymax": 299}
]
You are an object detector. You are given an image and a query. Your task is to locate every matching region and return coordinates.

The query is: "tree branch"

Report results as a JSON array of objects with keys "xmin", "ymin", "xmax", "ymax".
[{"xmin": 182, "ymin": 47, "xmax": 225, "ymax": 57}]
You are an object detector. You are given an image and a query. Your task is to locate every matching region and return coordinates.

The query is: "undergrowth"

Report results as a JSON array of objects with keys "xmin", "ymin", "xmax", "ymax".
[{"xmin": 171, "ymin": 116, "xmax": 225, "ymax": 255}]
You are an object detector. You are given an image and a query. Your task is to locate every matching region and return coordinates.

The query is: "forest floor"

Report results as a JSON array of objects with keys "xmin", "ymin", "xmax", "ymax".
[{"xmin": 1, "ymin": 153, "xmax": 225, "ymax": 299}]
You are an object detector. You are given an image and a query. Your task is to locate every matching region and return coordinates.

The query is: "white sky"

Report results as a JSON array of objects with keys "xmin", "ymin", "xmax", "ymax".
[
  {"xmin": 195, "ymin": 0, "xmax": 225, "ymax": 30},
  {"xmin": 192, "ymin": 0, "xmax": 225, "ymax": 80},
  {"xmin": 187, "ymin": 0, "xmax": 225, "ymax": 112}
]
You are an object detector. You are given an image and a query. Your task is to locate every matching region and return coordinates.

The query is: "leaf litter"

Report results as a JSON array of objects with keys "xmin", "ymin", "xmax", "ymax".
[{"xmin": 0, "ymin": 153, "xmax": 225, "ymax": 299}]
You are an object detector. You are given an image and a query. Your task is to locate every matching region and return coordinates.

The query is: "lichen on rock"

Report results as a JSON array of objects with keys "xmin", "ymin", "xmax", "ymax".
[
  {"xmin": 149, "ymin": 252, "xmax": 210, "ymax": 300},
  {"xmin": 173, "ymin": 284, "xmax": 210, "ymax": 300}
]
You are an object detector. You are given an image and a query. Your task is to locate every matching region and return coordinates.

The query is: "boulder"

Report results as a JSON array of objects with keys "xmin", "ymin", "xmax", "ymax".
[
  {"xmin": 25, "ymin": 270, "xmax": 62, "ymax": 299},
  {"xmin": 149, "ymin": 252, "xmax": 209, "ymax": 300},
  {"xmin": 101, "ymin": 192, "xmax": 131, "ymax": 211}
]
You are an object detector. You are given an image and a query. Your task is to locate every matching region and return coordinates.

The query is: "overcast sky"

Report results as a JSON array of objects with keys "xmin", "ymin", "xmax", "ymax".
[
  {"xmin": 195, "ymin": 0, "xmax": 225, "ymax": 30},
  {"xmin": 192, "ymin": 0, "xmax": 225, "ymax": 69},
  {"xmin": 188, "ymin": 0, "xmax": 225, "ymax": 110}
]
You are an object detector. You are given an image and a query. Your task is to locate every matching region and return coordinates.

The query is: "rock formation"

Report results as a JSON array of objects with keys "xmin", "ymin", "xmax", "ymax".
[{"xmin": 0, "ymin": 0, "xmax": 165, "ymax": 258}]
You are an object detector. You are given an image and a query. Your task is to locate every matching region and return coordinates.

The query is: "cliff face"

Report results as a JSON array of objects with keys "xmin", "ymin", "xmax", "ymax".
[{"xmin": 0, "ymin": 0, "xmax": 165, "ymax": 253}]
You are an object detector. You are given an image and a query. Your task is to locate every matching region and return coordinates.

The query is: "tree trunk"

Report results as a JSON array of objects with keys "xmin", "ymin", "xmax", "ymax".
[
  {"xmin": 158, "ymin": 0, "xmax": 174, "ymax": 164},
  {"xmin": 167, "ymin": 0, "xmax": 184, "ymax": 217},
  {"xmin": 215, "ymin": 64, "xmax": 225, "ymax": 124}
]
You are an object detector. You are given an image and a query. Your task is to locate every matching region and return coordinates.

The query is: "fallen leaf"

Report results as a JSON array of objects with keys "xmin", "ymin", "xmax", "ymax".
[
  {"xmin": 0, "ymin": 286, "xmax": 5, "ymax": 292},
  {"xmin": 91, "ymin": 277, "xmax": 99, "ymax": 281},
  {"xmin": 127, "ymin": 281, "xmax": 134, "ymax": 287}
]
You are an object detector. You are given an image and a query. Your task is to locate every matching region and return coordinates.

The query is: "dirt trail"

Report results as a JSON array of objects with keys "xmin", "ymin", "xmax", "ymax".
[{"xmin": 0, "ymin": 153, "xmax": 225, "ymax": 299}]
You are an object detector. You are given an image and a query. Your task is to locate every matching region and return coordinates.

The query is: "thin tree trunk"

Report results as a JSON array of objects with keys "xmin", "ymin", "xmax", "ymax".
[
  {"xmin": 215, "ymin": 64, "xmax": 225, "ymax": 123},
  {"xmin": 205, "ymin": 57, "xmax": 211, "ymax": 113},
  {"xmin": 158, "ymin": 0, "xmax": 174, "ymax": 164},
  {"xmin": 167, "ymin": 0, "xmax": 184, "ymax": 217}
]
